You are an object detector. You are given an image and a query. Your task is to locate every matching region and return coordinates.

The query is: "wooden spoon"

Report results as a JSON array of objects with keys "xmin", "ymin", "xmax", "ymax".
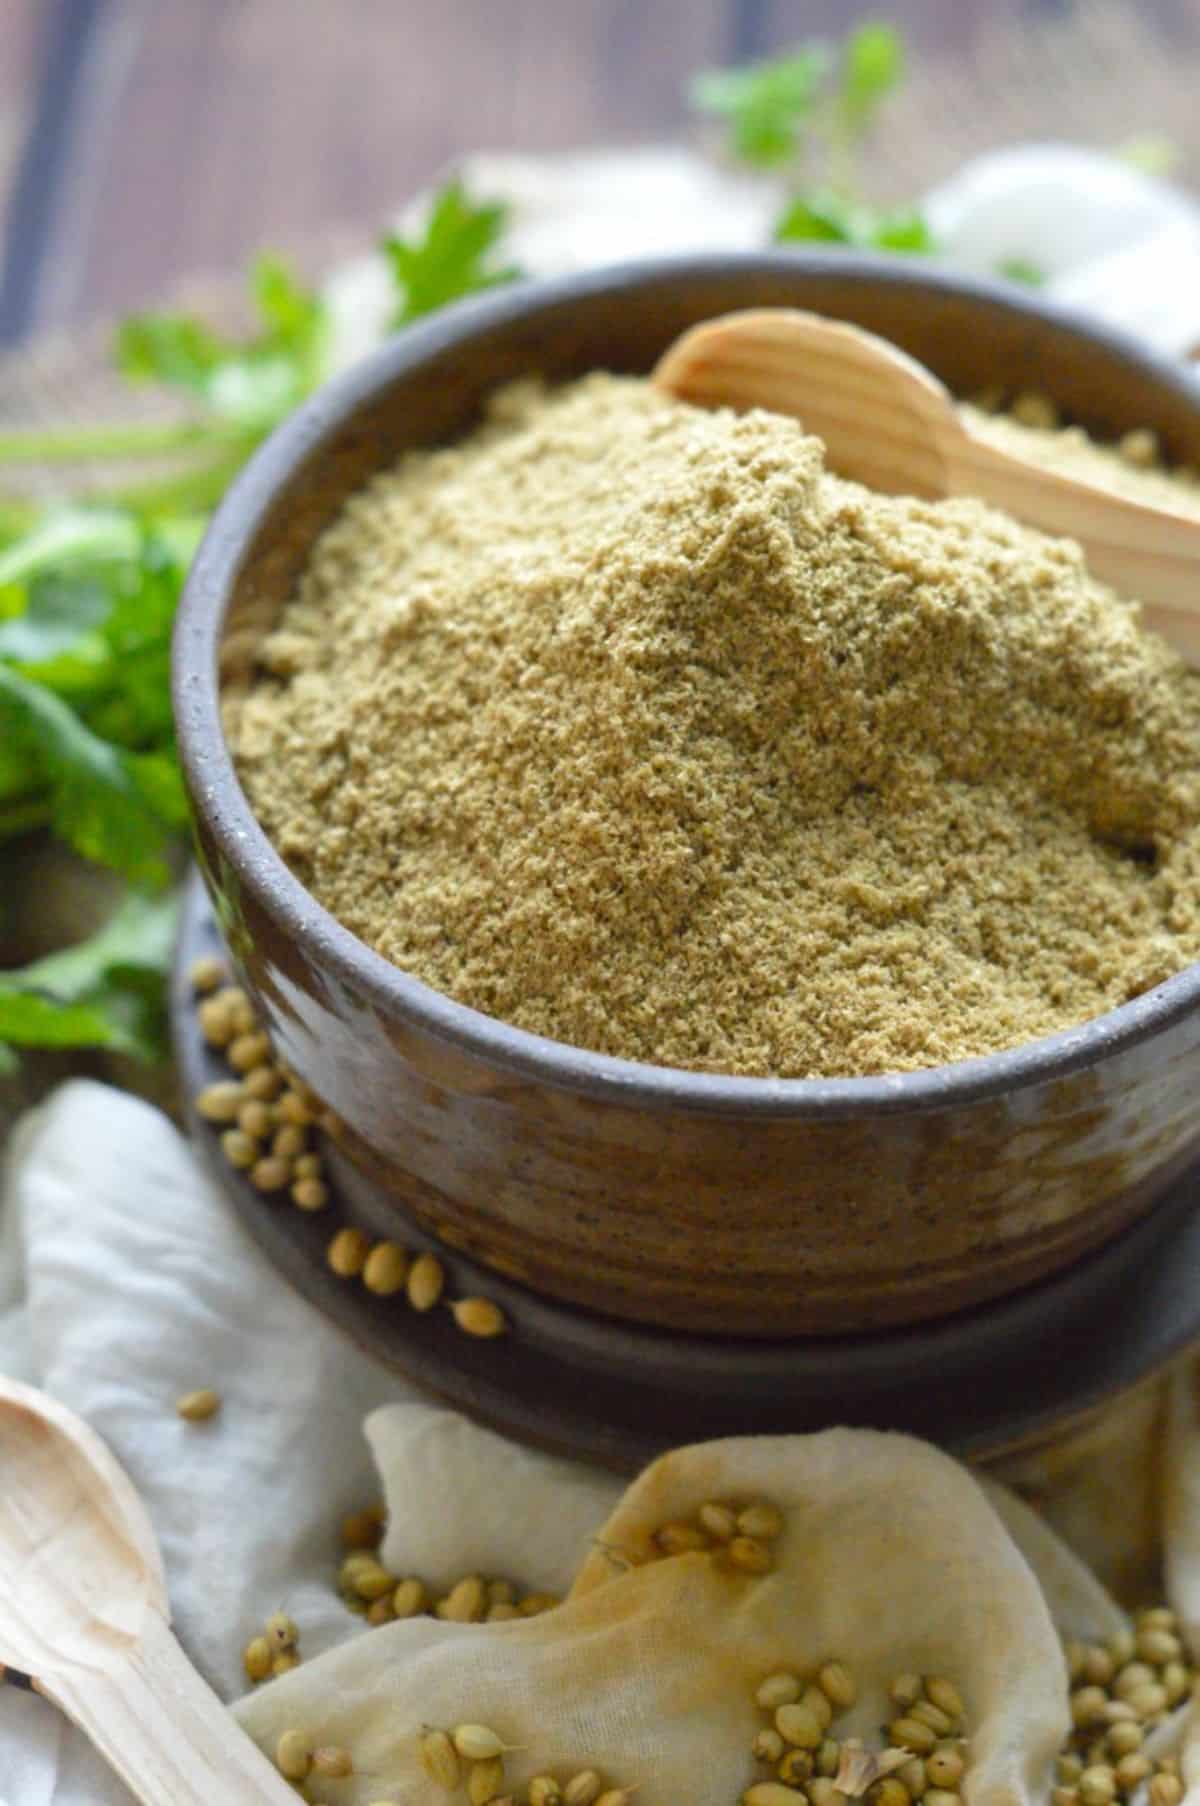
[
  {"xmin": 653, "ymin": 307, "xmax": 1200, "ymax": 664},
  {"xmin": 0, "ymin": 1375, "xmax": 297, "ymax": 1805}
]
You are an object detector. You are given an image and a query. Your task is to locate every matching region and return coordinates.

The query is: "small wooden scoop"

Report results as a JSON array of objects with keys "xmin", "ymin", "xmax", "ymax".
[
  {"xmin": 653, "ymin": 307, "xmax": 1200, "ymax": 664},
  {"xmin": 0, "ymin": 1376, "xmax": 297, "ymax": 1805}
]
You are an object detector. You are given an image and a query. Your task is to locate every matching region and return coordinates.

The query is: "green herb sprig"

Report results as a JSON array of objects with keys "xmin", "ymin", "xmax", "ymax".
[{"xmin": 0, "ymin": 181, "xmax": 521, "ymax": 1072}]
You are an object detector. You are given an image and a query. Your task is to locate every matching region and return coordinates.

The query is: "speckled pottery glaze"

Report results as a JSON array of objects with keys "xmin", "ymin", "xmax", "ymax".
[{"xmin": 174, "ymin": 251, "xmax": 1200, "ymax": 1338}]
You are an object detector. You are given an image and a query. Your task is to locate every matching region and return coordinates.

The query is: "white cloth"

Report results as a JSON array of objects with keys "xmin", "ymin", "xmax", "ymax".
[{"xmin": 5, "ymin": 142, "xmax": 1200, "ymax": 1805}]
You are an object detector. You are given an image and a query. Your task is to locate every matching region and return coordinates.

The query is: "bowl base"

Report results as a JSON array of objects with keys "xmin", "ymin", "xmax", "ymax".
[{"xmin": 174, "ymin": 870, "xmax": 1200, "ymax": 1474}]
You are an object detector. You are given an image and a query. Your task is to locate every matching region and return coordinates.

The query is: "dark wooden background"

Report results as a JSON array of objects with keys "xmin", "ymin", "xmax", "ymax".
[{"xmin": 3, "ymin": 0, "xmax": 1200, "ymax": 345}]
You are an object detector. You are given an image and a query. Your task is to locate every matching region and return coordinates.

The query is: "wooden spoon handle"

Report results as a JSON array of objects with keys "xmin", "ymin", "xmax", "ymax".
[
  {"xmin": 39, "ymin": 1609, "xmax": 296, "ymax": 1806},
  {"xmin": 944, "ymin": 423, "xmax": 1200, "ymax": 630}
]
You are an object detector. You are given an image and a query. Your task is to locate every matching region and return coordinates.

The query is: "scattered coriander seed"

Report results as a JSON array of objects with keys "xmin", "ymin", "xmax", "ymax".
[
  {"xmin": 294, "ymin": 1151, "xmax": 322, "ymax": 1179},
  {"xmin": 738, "ymin": 1502, "xmax": 784, "ymax": 1540},
  {"xmin": 889, "ymin": 1719, "xmax": 937, "ymax": 1756},
  {"xmin": 225, "ymin": 990, "xmax": 257, "ymax": 1035},
  {"xmin": 271, "ymin": 1650, "xmax": 300, "ymax": 1676},
  {"xmin": 1113, "ymin": 1665, "xmax": 1154, "ymax": 1701},
  {"xmin": 1101, "ymin": 1702, "xmax": 1136, "ymax": 1725},
  {"xmin": 925, "ymin": 1792, "xmax": 963, "ymax": 1806},
  {"xmin": 453, "ymin": 1725, "xmax": 507, "ymax": 1761},
  {"xmin": 1107, "ymin": 1631, "xmax": 1136, "ymax": 1666},
  {"xmin": 564, "ymin": 1776, "xmax": 604, "ymax": 1806},
  {"xmin": 437, "ymin": 1574, "xmax": 487, "ymax": 1622},
  {"xmin": 926, "ymin": 1749, "xmax": 964, "ymax": 1789},
  {"xmin": 1149, "ymin": 1777, "xmax": 1184, "ymax": 1806},
  {"xmin": 890, "ymin": 1676, "xmax": 923, "ymax": 1711},
  {"xmin": 1162, "ymin": 1660, "xmax": 1189, "ymax": 1704},
  {"xmin": 910, "ymin": 1700, "xmax": 954, "ymax": 1738},
  {"xmin": 364, "ymin": 1242, "xmax": 410, "ymax": 1297},
  {"xmin": 392, "ymin": 1577, "xmax": 427, "ymax": 1617},
  {"xmin": 595, "ymin": 1792, "xmax": 636, "ymax": 1806},
  {"xmin": 753, "ymin": 1729, "xmax": 786, "ymax": 1763},
  {"xmin": 278, "ymin": 1088, "xmax": 316, "ymax": 1125},
  {"xmin": 756, "ymin": 1672, "xmax": 802, "ymax": 1711},
  {"xmin": 1135, "ymin": 1627, "xmax": 1182, "ymax": 1665},
  {"xmin": 237, "ymin": 1099, "xmax": 274, "ymax": 1139},
  {"xmin": 817, "ymin": 1738, "xmax": 841, "ymax": 1777},
  {"xmin": 198, "ymin": 996, "xmax": 236, "ymax": 1048},
  {"xmin": 229, "ymin": 1031, "xmax": 272, "ymax": 1073},
  {"xmin": 273, "ymin": 1123, "xmax": 307, "ymax": 1162},
  {"xmin": 1054, "ymin": 1790, "xmax": 1080, "ymax": 1806},
  {"xmin": 529, "ymin": 1779, "xmax": 564, "ymax": 1806},
  {"xmin": 407, "ymin": 1252, "xmax": 446, "ymax": 1311},
  {"xmin": 1066, "ymin": 1643, "xmax": 1088, "ymax": 1684},
  {"xmin": 220, "ymin": 1129, "xmax": 259, "ymax": 1170},
  {"xmin": 1105, "ymin": 1724, "xmax": 1142, "ymax": 1759},
  {"xmin": 1071, "ymin": 1688, "xmax": 1110, "ymax": 1728},
  {"xmin": 366, "ymin": 1596, "xmax": 395, "ymax": 1625},
  {"xmin": 1125, "ymin": 1683, "xmax": 1168, "ymax": 1718},
  {"xmin": 312, "ymin": 1746, "xmax": 354, "ymax": 1778},
  {"xmin": 923, "ymin": 1678, "xmax": 964, "ymax": 1722},
  {"xmin": 808, "ymin": 1781, "xmax": 850, "ymax": 1806},
  {"xmin": 1078, "ymin": 1767, "xmax": 1116, "ymax": 1806},
  {"xmin": 519, "ymin": 1592, "xmax": 560, "ymax": 1616},
  {"xmin": 242, "ymin": 1635, "xmax": 272, "ymax": 1683},
  {"xmin": 1012, "ymin": 390, "xmax": 1059, "ymax": 430},
  {"xmin": 818, "ymin": 1662, "xmax": 857, "ymax": 1710},
  {"xmin": 350, "ymin": 1560, "xmax": 395, "ymax": 1602},
  {"xmin": 189, "ymin": 954, "xmax": 227, "ymax": 993},
  {"xmin": 487, "ymin": 1602, "xmax": 521, "ymax": 1620},
  {"xmin": 802, "ymin": 1685, "xmax": 834, "ymax": 1732},
  {"xmin": 265, "ymin": 1611, "xmax": 298, "ymax": 1652},
  {"xmin": 276, "ymin": 1729, "xmax": 313, "ymax": 1780},
  {"xmin": 654, "ymin": 1520, "xmax": 709, "ymax": 1555},
  {"xmin": 487, "ymin": 1580, "xmax": 515, "ymax": 1606},
  {"xmin": 327, "ymin": 1227, "xmax": 371, "ymax": 1278},
  {"xmin": 1136, "ymin": 1607, "xmax": 1177, "ymax": 1631},
  {"xmin": 292, "ymin": 1177, "xmax": 329, "ymax": 1212},
  {"xmin": 868, "ymin": 1780, "xmax": 911, "ymax": 1806},
  {"xmin": 897, "ymin": 1759, "xmax": 926, "ymax": 1796},
  {"xmin": 744, "ymin": 1787, "xmax": 807, "ymax": 1806},
  {"xmin": 775, "ymin": 1702, "xmax": 824, "ymax": 1749},
  {"xmin": 243, "ymin": 1064, "xmax": 284, "ymax": 1102},
  {"xmin": 728, "ymin": 1535, "xmax": 772, "ymax": 1574},
  {"xmin": 176, "ymin": 1388, "xmax": 220, "ymax": 1422},
  {"xmin": 778, "ymin": 1749, "xmax": 815, "ymax": 1785},
  {"xmin": 1119, "ymin": 428, "xmax": 1161, "ymax": 470},
  {"xmin": 251, "ymin": 1155, "xmax": 292, "ymax": 1192},
  {"xmin": 1082, "ymin": 1648, "xmax": 1115, "ymax": 1687},
  {"xmin": 420, "ymin": 1729, "xmax": 461, "ymax": 1791},
  {"xmin": 468, "ymin": 1755, "xmax": 506, "ymax": 1804},
  {"xmin": 197, "ymin": 1081, "xmax": 245, "ymax": 1123},
  {"xmin": 698, "ymin": 1501, "xmax": 738, "ymax": 1541},
  {"xmin": 341, "ymin": 1506, "xmax": 385, "ymax": 1550},
  {"xmin": 1115, "ymin": 1756, "xmax": 1152, "ymax": 1791}
]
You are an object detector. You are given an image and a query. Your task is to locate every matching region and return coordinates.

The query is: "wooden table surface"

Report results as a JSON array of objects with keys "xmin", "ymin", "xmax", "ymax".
[{"xmin": 3, "ymin": 0, "xmax": 1200, "ymax": 345}]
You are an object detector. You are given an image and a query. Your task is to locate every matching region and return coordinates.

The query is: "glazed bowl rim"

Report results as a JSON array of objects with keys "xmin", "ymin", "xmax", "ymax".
[{"xmin": 174, "ymin": 247, "xmax": 1200, "ymax": 1121}]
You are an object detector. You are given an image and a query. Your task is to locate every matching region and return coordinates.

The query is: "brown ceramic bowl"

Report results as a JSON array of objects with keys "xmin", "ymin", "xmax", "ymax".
[{"xmin": 174, "ymin": 250, "xmax": 1200, "ymax": 1339}]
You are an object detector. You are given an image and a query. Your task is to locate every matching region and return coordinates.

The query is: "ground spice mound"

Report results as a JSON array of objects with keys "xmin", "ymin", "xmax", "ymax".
[{"xmin": 229, "ymin": 374, "xmax": 1200, "ymax": 1078}]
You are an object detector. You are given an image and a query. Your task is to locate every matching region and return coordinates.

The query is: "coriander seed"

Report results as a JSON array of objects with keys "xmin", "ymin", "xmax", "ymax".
[
  {"xmin": 363, "ymin": 1241, "xmax": 410, "ymax": 1296},
  {"xmin": 196, "ymin": 1081, "xmax": 244, "ymax": 1123},
  {"xmin": 265, "ymin": 1611, "xmax": 298, "ymax": 1651},
  {"xmin": 420, "ymin": 1729, "xmax": 461, "ymax": 1790},
  {"xmin": 271, "ymin": 1650, "xmax": 300, "ymax": 1676},
  {"xmin": 529, "ymin": 1781, "xmax": 564, "ymax": 1806},
  {"xmin": 392, "ymin": 1577, "xmax": 427, "ymax": 1617},
  {"xmin": 753, "ymin": 1729, "xmax": 786, "ymax": 1763},
  {"xmin": 468, "ymin": 1755, "xmax": 506, "ymax": 1804},
  {"xmin": 728, "ymin": 1535, "xmax": 772, "ymax": 1574},
  {"xmin": 312, "ymin": 1746, "xmax": 354, "ymax": 1778},
  {"xmin": 437, "ymin": 1574, "xmax": 487, "ymax": 1622},
  {"xmin": 275, "ymin": 1729, "xmax": 312, "ymax": 1780},
  {"xmin": 292, "ymin": 1177, "xmax": 329, "ymax": 1211},
  {"xmin": 889, "ymin": 1719, "xmax": 937, "ymax": 1756},
  {"xmin": 453, "ymin": 1725, "xmax": 507, "ymax": 1760},
  {"xmin": 407, "ymin": 1252, "xmax": 445, "ymax": 1311},
  {"xmin": 755, "ymin": 1672, "xmax": 801, "ymax": 1710},
  {"xmin": 220, "ymin": 1129, "xmax": 259, "ymax": 1170},
  {"xmin": 738, "ymin": 1502, "xmax": 784, "ymax": 1540},
  {"xmin": 176, "ymin": 1388, "xmax": 220, "ymax": 1422},
  {"xmin": 327, "ymin": 1227, "xmax": 371, "ymax": 1278},
  {"xmin": 564, "ymin": 1776, "xmax": 604, "ymax": 1806},
  {"xmin": 776, "ymin": 1702, "xmax": 824, "ymax": 1749},
  {"xmin": 251, "ymin": 1156, "xmax": 292, "ymax": 1192},
  {"xmin": 242, "ymin": 1635, "xmax": 272, "ymax": 1683},
  {"xmin": 699, "ymin": 1501, "xmax": 738, "ymax": 1540},
  {"xmin": 819, "ymin": 1661, "xmax": 857, "ymax": 1710}
]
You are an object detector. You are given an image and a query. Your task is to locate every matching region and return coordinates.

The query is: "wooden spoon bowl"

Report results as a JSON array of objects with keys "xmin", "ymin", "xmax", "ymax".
[{"xmin": 0, "ymin": 1377, "xmax": 295, "ymax": 1804}]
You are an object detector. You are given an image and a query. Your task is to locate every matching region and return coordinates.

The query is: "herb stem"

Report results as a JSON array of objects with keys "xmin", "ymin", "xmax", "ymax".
[{"xmin": 0, "ymin": 418, "xmax": 255, "ymax": 465}]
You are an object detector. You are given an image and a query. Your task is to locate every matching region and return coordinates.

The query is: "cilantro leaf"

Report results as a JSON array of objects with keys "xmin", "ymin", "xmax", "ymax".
[
  {"xmin": 0, "ymin": 571, "xmax": 111, "ymax": 665},
  {"xmin": 775, "ymin": 191, "xmax": 936, "ymax": 254},
  {"xmin": 838, "ymin": 22, "xmax": 904, "ymax": 138},
  {"xmin": 0, "ymin": 665, "xmax": 178, "ymax": 885},
  {"xmin": 384, "ymin": 181, "xmax": 522, "ymax": 325},
  {"xmin": 0, "ymin": 891, "xmax": 178, "ymax": 1064},
  {"xmin": 116, "ymin": 255, "xmax": 328, "ymax": 428},
  {"xmin": 691, "ymin": 48, "xmax": 831, "ymax": 167}
]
